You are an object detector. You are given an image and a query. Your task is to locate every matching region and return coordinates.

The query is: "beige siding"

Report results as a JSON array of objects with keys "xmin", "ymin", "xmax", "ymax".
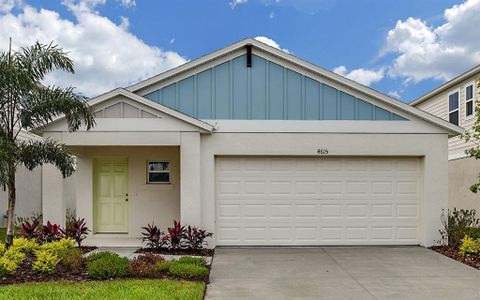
[{"xmin": 415, "ymin": 74, "xmax": 480, "ymax": 159}]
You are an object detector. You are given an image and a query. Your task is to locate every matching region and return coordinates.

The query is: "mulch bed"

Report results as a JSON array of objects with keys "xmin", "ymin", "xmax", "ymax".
[
  {"xmin": 79, "ymin": 246, "xmax": 97, "ymax": 254},
  {"xmin": 430, "ymin": 245, "xmax": 480, "ymax": 270},
  {"xmin": 136, "ymin": 248, "xmax": 214, "ymax": 257}
]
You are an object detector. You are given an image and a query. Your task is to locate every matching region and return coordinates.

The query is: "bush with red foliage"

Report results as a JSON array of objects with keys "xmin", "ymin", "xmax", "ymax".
[
  {"xmin": 141, "ymin": 223, "xmax": 165, "ymax": 249},
  {"xmin": 184, "ymin": 226, "xmax": 213, "ymax": 250},
  {"xmin": 164, "ymin": 220, "xmax": 186, "ymax": 250},
  {"xmin": 61, "ymin": 217, "xmax": 89, "ymax": 247},
  {"xmin": 18, "ymin": 219, "xmax": 41, "ymax": 239},
  {"xmin": 39, "ymin": 221, "xmax": 63, "ymax": 243}
]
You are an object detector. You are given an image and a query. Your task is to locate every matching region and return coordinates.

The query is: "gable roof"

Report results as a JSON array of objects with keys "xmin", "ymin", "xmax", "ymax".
[
  {"xmin": 410, "ymin": 64, "xmax": 480, "ymax": 107},
  {"xmin": 39, "ymin": 88, "xmax": 214, "ymax": 133},
  {"xmin": 127, "ymin": 38, "xmax": 462, "ymax": 135}
]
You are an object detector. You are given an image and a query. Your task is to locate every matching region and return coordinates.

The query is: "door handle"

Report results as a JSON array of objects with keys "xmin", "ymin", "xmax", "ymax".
[{"xmin": 125, "ymin": 193, "xmax": 128, "ymax": 202}]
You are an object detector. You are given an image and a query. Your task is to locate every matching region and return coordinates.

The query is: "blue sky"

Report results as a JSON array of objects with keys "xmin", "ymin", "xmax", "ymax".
[{"xmin": 1, "ymin": 0, "xmax": 480, "ymax": 102}]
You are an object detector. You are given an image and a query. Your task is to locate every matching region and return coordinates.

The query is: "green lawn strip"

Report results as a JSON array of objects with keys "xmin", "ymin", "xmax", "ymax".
[{"xmin": 0, "ymin": 279, "xmax": 205, "ymax": 300}]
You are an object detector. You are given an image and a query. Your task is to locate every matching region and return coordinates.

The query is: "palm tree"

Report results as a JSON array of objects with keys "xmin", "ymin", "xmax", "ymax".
[{"xmin": 0, "ymin": 40, "xmax": 95, "ymax": 247}]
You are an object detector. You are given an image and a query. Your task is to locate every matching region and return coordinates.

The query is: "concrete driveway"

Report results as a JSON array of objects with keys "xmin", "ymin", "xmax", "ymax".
[{"xmin": 206, "ymin": 247, "xmax": 480, "ymax": 300}]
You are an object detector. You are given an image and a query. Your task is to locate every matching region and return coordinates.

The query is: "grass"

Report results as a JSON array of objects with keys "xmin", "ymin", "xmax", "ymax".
[
  {"xmin": 0, "ymin": 279, "xmax": 206, "ymax": 300},
  {"xmin": 0, "ymin": 228, "xmax": 5, "ymax": 242}
]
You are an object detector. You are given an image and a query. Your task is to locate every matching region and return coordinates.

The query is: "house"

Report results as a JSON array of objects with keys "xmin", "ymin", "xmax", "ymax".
[
  {"xmin": 0, "ymin": 130, "xmax": 43, "ymax": 227},
  {"xmin": 35, "ymin": 39, "xmax": 461, "ymax": 247},
  {"xmin": 411, "ymin": 65, "xmax": 480, "ymax": 213}
]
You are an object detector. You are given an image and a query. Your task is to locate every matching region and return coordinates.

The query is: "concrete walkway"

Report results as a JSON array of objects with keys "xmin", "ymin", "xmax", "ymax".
[{"xmin": 206, "ymin": 247, "xmax": 480, "ymax": 300}]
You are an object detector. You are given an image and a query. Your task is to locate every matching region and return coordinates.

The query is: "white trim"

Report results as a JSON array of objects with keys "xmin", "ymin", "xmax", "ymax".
[
  {"xmin": 448, "ymin": 89, "xmax": 460, "ymax": 126},
  {"xmin": 126, "ymin": 38, "xmax": 462, "ymax": 136},
  {"xmin": 465, "ymin": 81, "xmax": 475, "ymax": 120}
]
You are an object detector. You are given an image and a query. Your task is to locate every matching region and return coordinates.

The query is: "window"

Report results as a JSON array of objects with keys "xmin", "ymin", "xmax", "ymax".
[
  {"xmin": 449, "ymin": 91, "xmax": 459, "ymax": 125},
  {"xmin": 147, "ymin": 161, "xmax": 170, "ymax": 183},
  {"xmin": 466, "ymin": 83, "xmax": 475, "ymax": 118}
]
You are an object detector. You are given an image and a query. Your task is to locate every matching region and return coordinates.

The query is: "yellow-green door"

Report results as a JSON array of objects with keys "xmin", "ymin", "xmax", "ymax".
[{"xmin": 93, "ymin": 157, "xmax": 128, "ymax": 233}]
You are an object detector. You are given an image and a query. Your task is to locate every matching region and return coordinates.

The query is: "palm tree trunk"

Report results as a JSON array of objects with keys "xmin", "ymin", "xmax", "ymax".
[{"xmin": 5, "ymin": 171, "xmax": 16, "ymax": 248}]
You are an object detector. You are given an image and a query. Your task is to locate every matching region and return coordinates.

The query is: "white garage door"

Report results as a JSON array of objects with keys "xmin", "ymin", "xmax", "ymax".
[{"xmin": 215, "ymin": 157, "xmax": 421, "ymax": 246}]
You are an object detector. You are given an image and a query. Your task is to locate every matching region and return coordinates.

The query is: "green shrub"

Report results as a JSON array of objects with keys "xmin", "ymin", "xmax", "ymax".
[
  {"xmin": 40, "ymin": 238, "xmax": 76, "ymax": 254},
  {"xmin": 128, "ymin": 254, "xmax": 164, "ymax": 278},
  {"xmin": 87, "ymin": 251, "xmax": 129, "ymax": 280},
  {"xmin": 155, "ymin": 260, "xmax": 178, "ymax": 273},
  {"xmin": 0, "ymin": 247, "xmax": 26, "ymax": 276},
  {"xmin": 439, "ymin": 209, "xmax": 480, "ymax": 248},
  {"xmin": 33, "ymin": 250, "xmax": 61, "ymax": 274},
  {"xmin": 58, "ymin": 248, "xmax": 85, "ymax": 273},
  {"xmin": 12, "ymin": 237, "xmax": 38, "ymax": 254},
  {"xmin": 459, "ymin": 235, "xmax": 480, "ymax": 256},
  {"xmin": 178, "ymin": 256, "xmax": 206, "ymax": 266},
  {"xmin": 464, "ymin": 227, "xmax": 480, "ymax": 240},
  {"xmin": 0, "ymin": 243, "xmax": 5, "ymax": 256},
  {"xmin": 168, "ymin": 263, "xmax": 209, "ymax": 281}
]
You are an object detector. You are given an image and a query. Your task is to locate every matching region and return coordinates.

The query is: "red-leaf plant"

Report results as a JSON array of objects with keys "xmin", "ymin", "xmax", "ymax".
[
  {"xmin": 40, "ymin": 221, "xmax": 62, "ymax": 243},
  {"xmin": 60, "ymin": 217, "xmax": 89, "ymax": 247},
  {"xmin": 141, "ymin": 223, "xmax": 165, "ymax": 249},
  {"xmin": 19, "ymin": 219, "xmax": 41, "ymax": 239},
  {"xmin": 184, "ymin": 226, "xmax": 213, "ymax": 250},
  {"xmin": 164, "ymin": 220, "xmax": 186, "ymax": 250}
]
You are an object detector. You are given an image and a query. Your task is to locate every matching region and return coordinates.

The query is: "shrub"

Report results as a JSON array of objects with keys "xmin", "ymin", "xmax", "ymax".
[
  {"xmin": 40, "ymin": 238, "xmax": 76, "ymax": 254},
  {"xmin": 184, "ymin": 226, "xmax": 213, "ymax": 250},
  {"xmin": 0, "ymin": 243, "xmax": 6, "ymax": 256},
  {"xmin": 87, "ymin": 251, "xmax": 129, "ymax": 280},
  {"xmin": 464, "ymin": 227, "xmax": 480, "ymax": 240},
  {"xmin": 61, "ymin": 217, "xmax": 89, "ymax": 247},
  {"xmin": 18, "ymin": 219, "xmax": 41, "ymax": 239},
  {"xmin": 164, "ymin": 220, "xmax": 186, "ymax": 249},
  {"xmin": 141, "ymin": 223, "xmax": 165, "ymax": 249},
  {"xmin": 39, "ymin": 221, "xmax": 63, "ymax": 243},
  {"xmin": 0, "ymin": 247, "xmax": 26, "ymax": 276},
  {"xmin": 178, "ymin": 256, "xmax": 206, "ymax": 266},
  {"xmin": 33, "ymin": 250, "xmax": 61, "ymax": 274},
  {"xmin": 128, "ymin": 254, "xmax": 164, "ymax": 278},
  {"xmin": 459, "ymin": 235, "xmax": 480, "ymax": 256},
  {"xmin": 12, "ymin": 237, "xmax": 39, "ymax": 254},
  {"xmin": 155, "ymin": 260, "xmax": 178, "ymax": 274},
  {"xmin": 168, "ymin": 263, "xmax": 209, "ymax": 280},
  {"xmin": 438, "ymin": 208, "xmax": 480, "ymax": 248},
  {"xmin": 57, "ymin": 248, "xmax": 85, "ymax": 273}
]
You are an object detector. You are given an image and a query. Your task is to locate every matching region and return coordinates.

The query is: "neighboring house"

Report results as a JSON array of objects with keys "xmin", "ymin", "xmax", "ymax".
[
  {"xmin": 35, "ymin": 39, "xmax": 461, "ymax": 247},
  {"xmin": 411, "ymin": 65, "xmax": 480, "ymax": 212},
  {"xmin": 0, "ymin": 130, "xmax": 43, "ymax": 227}
]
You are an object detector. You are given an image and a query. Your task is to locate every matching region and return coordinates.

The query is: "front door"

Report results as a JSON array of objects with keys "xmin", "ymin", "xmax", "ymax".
[{"xmin": 93, "ymin": 157, "xmax": 128, "ymax": 233}]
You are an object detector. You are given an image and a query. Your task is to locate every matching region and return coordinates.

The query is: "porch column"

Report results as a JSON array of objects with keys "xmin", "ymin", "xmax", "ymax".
[
  {"xmin": 180, "ymin": 132, "xmax": 201, "ymax": 226},
  {"xmin": 41, "ymin": 164, "xmax": 65, "ymax": 226}
]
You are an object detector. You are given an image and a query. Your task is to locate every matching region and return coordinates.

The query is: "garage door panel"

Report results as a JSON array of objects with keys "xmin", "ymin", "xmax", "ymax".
[{"xmin": 216, "ymin": 157, "xmax": 421, "ymax": 245}]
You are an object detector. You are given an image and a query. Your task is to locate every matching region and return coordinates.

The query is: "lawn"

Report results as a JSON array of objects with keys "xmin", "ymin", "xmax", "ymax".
[
  {"xmin": 0, "ymin": 279, "xmax": 205, "ymax": 300},
  {"xmin": 0, "ymin": 228, "xmax": 5, "ymax": 241}
]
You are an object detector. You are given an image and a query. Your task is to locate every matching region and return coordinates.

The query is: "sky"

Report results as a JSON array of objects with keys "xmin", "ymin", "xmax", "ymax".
[{"xmin": 1, "ymin": 0, "xmax": 480, "ymax": 103}]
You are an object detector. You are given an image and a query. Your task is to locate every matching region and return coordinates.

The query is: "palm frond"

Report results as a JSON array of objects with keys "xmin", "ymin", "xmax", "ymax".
[
  {"xmin": 18, "ymin": 139, "xmax": 76, "ymax": 178},
  {"xmin": 20, "ymin": 85, "xmax": 96, "ymax": 131}
]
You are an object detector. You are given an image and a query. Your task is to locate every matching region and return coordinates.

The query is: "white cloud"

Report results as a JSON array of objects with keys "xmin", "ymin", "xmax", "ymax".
[
  {"xmin": 0, "ymin": 1, "xmax": 187, "ymax": 96},
  {"xmin": 269, "ymin": 12, "xmax": 275, "ymax": 19},
  {"xmin": 119, "ymin": 0, "xmax": 135, "ymax": 8},
  {"xmin": 119, "ymin": 15, "xmax": 129, "ymax": 30},
  {"xmin": 169, "ymin": 38, "xmax": 175, "ymax": 45},
  {"xmin": 254, "ymin": 36, "xmax": 289, "ymax": 53},
  {"xmin": 388, "ymin": 90, "xmax": 401, "ymax": 99},
  {"xmin": 230, "ymin": 0, "xmax": 247, "ymax": 9},
  {"xmin": 0, "ymin": 0, "xmax": 22, "ymax": 13},
  {"xmin": 333, "ymin": 65, "xmax": 384, "ymax": 86},
  {"xmin": 383, "ymin": 0, "xmax": 480, "ymax": 83}
]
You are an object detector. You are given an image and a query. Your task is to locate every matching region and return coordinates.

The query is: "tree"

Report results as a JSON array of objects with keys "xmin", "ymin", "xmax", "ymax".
[
  {"xmin": 0, "ymin": 40, "xmax": 95, "ymax": 247},
  {"xmin": 462, "ymin": 79, "xmax": 480, "ymax": 193}
]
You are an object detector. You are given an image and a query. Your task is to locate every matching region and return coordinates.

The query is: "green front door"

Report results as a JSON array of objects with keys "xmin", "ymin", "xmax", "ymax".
[{"xmin": 93, "ymin": 157, "xmax": 128, "ymax": 233}]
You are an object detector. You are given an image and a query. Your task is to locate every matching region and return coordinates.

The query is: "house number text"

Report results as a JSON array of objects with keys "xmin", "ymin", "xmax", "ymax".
[{"xmin": 317, "ymin": 148, "xmax": 329, "ymax": 155}]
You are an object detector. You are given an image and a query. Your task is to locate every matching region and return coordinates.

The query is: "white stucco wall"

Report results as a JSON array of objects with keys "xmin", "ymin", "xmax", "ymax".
[{"xmin": 0, "ymin": 166, "xmax": 42, "ymax": 227}]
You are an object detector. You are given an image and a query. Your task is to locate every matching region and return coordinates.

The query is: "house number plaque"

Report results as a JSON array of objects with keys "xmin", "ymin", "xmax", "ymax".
[{"xmin": 317, "ymin": 148, "xmax": 329, "ymax": 155}]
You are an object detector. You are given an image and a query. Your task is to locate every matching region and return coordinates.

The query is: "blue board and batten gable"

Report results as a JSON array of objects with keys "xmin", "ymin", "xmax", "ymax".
[{"xmin": 143, "ymin": 54, "xmax": 407, "ymax": 121}]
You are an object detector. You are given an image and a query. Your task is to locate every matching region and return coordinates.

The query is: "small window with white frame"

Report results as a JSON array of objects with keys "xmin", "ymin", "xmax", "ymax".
[
  {"xmin": 147, "ymin": 161, "xmax": 171, "ymax": 184},
  {"xmin": 466, "ymin": 82, "xmax": 475, "ymax": 118},
  {"xmin": 448, "ymin": 90, "xmax": 459, "ymax": 125}
]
